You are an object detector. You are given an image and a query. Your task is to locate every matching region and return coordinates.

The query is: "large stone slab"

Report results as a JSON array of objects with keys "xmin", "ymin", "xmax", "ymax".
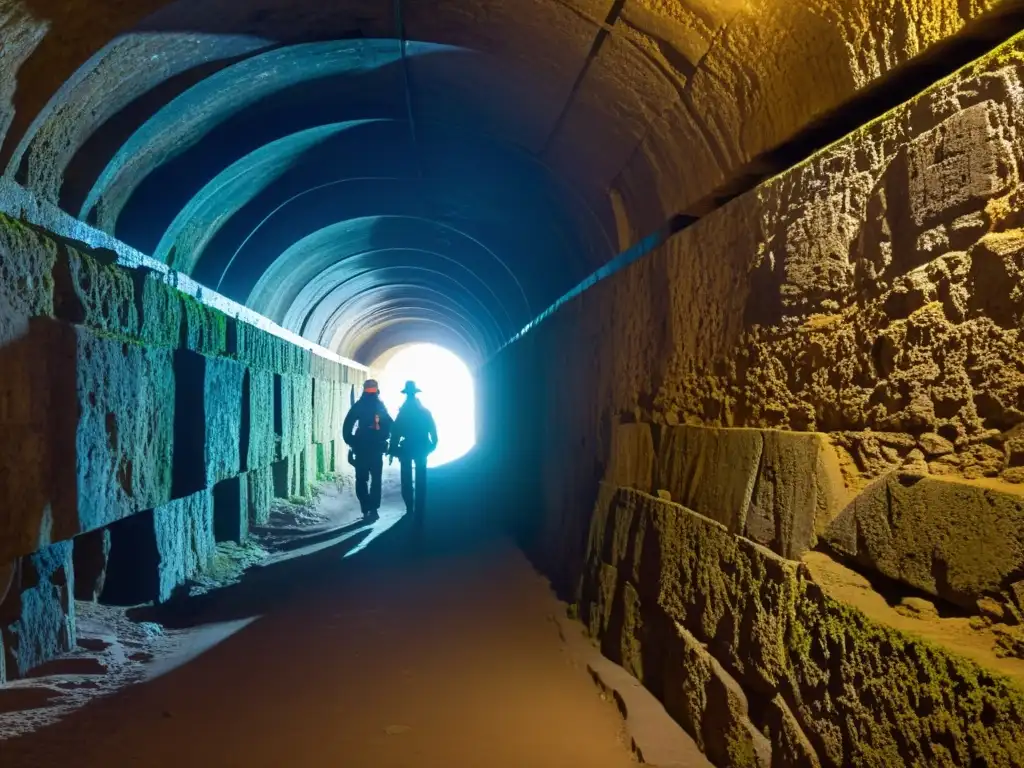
[
  {"xmin": 655, "ymin": 424, "xmax": 763, "ymax": 534},
  {"xmin": 0, "ymin": 318, "xmax": 63, "ymax": 564},
  {"xmin": 0, "ymin": 214, "xmax": 57, "ymax": 346},
  {"xmin": 653, "ymin": 425, "xmax": 846, "ymax": 559},
  {"xmin": 53, "ymin": 246, "xmax": 137, "ymax": 337},
  {"xmin": 204, "ymin": 356, "xmax": 245, "ymax": 486},
  {"xmin": 246, "ymin": 368, "xmax": 276, "ymax": 471},
  {"xmin": 247, "ymin": 464, "xmax": 274, "ymax": 526},
  {"xmin": 823, "ymin": 473, "xmax": 1024, "ymax": 609},
  {"xmin": 606, "ymin": 421, "xmax": 655, "ymax": 492},
  {"xmin": 74, "ymin": 325, "xmax": 174, "ymax": 535},
  {"xmin": 582, "ymin": 487, "xmax": 1024, "ymax": 767},
  {"xmin": 0, "ymin": 540, "xmax": 75, "ymax": 682},
  {"xmin": 72, "ymin": 527, "xmax": 110, "ymax": 602},
  {"xmin": 103, "ymin": 489, "xmax": 214, "ymax": 605},
  {"xmin": 180, "ymin": 293, "xmax": 228, "ymax": 356},
  {"xmin": 280, "ymin": 376, "xmax": 314, "ymax": 460},
  {"xmin": 312, "ymin": 377, "xmax": 343, "ymax": 446},
  {"xmin": 662, "ymin": 621, "xmax": 771, "ymax": 768},
  {"xmin": 745, "ymin": 430, "xmax": 847, "ymax": 559}
]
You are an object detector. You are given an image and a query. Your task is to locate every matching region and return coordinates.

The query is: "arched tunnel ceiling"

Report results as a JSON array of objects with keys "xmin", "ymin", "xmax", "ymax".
[{"xmin": 1, "ymin": 0, "xmax": 1016, "ymax": 364}]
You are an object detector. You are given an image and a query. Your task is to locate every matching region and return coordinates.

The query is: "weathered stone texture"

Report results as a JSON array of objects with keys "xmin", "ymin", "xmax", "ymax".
[
  {"xmin": 612, "ymin": 0, "xmax": 1014, "ymax": 234},
  {"xmin": 204, "ymin": 356, "xmax": 245, "ymax": 486},
  {"xmin": 312, "ymin": 377, "xmax": 344, "ymax": 446},
  {"xmin": 824, "ymin": 473, "xmax": 1024, "ymax": 610},
  {"xmin": 0, "ymin": 206, "xmax": 360, "ymax": 680},
  {"xmin": 652, "ymin": 424, "xmax": 846, "ymax": 560},
  {"xmin": 662, "ymin": 621, "xmax": 771, "ymax": 768},
  {"xmin": 75, "ymin": 325, "xmax": 174, "ymax": 534},
  {"xmin": 247, "ymin": 368, "xmax": 276, "ymax": 470},
  {"xmin": 54, "ymin": 246, "xmax": 138, "ymax": 337},
  {"xmin": 483, "ymin": 34, "xmax": 1024, "ymax": 597},
  {"xmin": 247, "ymin": 464, "xmax": 274, "ymax": 526},
  {"xmin": 0, "ymin": 318, "xmax": 61, "ymax": 565},
  {"xmin": 605, "ymin": 420, "xmax": 655, "ymax": 492},
  {"xmin": 152, "ymin": 488, "xmax": 215, "ymax": 603},
  {"xmin": 0, "ymin": 540, "xmax": 75, "ymax": 682},
  {"xmin": 580, "ymin": 487, "xmax": 1024, "ymax": 767},
  {"xmin": 281, "ymin": 376, "xmax": 314, "ymax": 460},
  {"xmin": 0, "ymin": 215, "xmax": 56, "ymax": 344},
  {"xmin": 181, "ymin": 293, "xmax": 228, "ymax": 356},
  {"xmin": 104, "ymin": 489, "xmax": 214, "ymax": 605}
]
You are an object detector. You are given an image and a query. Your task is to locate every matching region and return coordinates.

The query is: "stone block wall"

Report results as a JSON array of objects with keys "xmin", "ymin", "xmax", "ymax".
[
  {"xmin": 480, "ymin": 31, "xmax": 1024, "ymax": 768},
  {"xmin": 580, "ymin": 483, "xmax": 1024, "ymax": 767},
  {"xmin": 482, "ymin": 31, "xmax": 1024, "ymax": 591},
  {"xmin": 0, "ymin": 215, "xmax": 364, "ymax": 681}
]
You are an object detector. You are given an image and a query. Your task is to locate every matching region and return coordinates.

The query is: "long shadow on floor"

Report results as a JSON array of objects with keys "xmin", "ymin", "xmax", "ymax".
[{"xmin": 128, "ymin": 453, "xmax": 500, "ymax": 631}]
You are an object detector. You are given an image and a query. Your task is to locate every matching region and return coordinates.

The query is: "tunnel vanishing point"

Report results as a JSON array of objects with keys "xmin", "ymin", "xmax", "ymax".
[{"xmin": 5, "ymin": 0, "xmax": 1024, "ymax": 765}]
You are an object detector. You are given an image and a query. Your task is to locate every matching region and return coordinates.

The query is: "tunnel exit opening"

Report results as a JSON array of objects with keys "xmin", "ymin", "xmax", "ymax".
[{"xmin": 374, "ymin": 343, "xmax": 476, "ymax": 467}]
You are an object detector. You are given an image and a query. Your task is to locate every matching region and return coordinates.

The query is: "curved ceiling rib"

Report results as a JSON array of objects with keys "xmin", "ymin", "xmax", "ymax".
[
  {"xmin": 245, "ymin": 215, "xmax": 535, "ymax": 328},
  {"xmin": 288, "ymin": 258, "xmax": 512, "ymax": 345},
  {"xmin": 5, "ymin": 0, "xmax": 993, "ymax": 366}
]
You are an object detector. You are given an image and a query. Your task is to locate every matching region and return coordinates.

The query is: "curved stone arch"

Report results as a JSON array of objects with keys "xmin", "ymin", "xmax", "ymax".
[
  {"xmin": 295, "ymin": 266, "xmax": 508, "ymax": 353},
  {"xmin": 153, "ymin": 119, "xmax": 614, "ymax": 278},
  {"xmin": 348, "ymin": 318, "xmax": 484, "ymax": 369},
  {"xmin": 245, "ymin": 215, "xmax": 534, "ymax": 326},
  {"xmin": 287, "ymin": 256, "xmax": 512, "ymax": 346},
  {"xmin": 211, "ymin": 178, "xmax": 575, "ymax": 315},
  {"xmin": 332, "ymin": 299, "xmax": 487, "ymax": 365}
]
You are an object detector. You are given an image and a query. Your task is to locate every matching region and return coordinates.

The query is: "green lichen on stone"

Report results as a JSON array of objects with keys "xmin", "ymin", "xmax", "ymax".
[
  {"xmin": 247, "ymin": 464, "xmax": 274, "ymax": 526},
  {"xmin": 135, "ymin": 272, "xmax": 182, "ymax": 348},
  {"xmin": 57, "ymin": 246, "xmax": 137, "ymax": 337},
  {"xmin": 180, "ymin": 291, "xmax": 228, "ymax": 356},
  {"xmin": 0, "ymin": 212, "xmax": 58, "ymax": 342},
  {"xmin": 582, "ymin": 487, "xmax": 1024, "ymax": 767}
]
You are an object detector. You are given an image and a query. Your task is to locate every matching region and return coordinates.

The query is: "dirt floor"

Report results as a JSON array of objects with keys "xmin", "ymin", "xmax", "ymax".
[{"xmin": 0, "ymin": 468, "xmax": 640, "ymax": 767}]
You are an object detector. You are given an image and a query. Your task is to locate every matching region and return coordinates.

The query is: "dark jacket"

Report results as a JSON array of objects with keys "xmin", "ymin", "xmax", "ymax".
[
  {"xmin": 342, "ymin": 394, "xmax": 393, "ymax": 454},
  {"xmin": 390, "ymin": 399, "xmax": 438, "ymax": 460}
]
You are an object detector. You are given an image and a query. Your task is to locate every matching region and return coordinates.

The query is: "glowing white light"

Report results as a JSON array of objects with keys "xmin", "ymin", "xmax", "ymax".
[{"xmin": 377, "ymin": 344, "xmax": 475, "ymax": 466}]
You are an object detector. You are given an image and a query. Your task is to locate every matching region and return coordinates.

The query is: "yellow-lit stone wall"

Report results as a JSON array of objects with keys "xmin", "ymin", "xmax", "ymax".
[{"xmin": 482, "ymin": 31, "xmax": 1024, "ymax": 768}]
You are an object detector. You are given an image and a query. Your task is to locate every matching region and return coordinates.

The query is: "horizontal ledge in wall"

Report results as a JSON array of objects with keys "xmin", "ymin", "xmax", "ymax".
[
  {"xmin": 498, "ymin": 213, "xmax": 694, "ymax": 353},
  {"xmin": 0, "ymin": 178, "xmax": 368, "ymax": 373}
]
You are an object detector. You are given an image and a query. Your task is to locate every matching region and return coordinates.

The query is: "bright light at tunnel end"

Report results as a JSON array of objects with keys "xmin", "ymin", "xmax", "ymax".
[{"xmin": 377, "ymin": 344, "xmax": 475, "ymax": 467}]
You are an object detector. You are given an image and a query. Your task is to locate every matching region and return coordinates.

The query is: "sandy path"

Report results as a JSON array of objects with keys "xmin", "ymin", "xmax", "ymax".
[{"xmin": 2, "ymin": 491, "xmax": 638, "ymax": 767}]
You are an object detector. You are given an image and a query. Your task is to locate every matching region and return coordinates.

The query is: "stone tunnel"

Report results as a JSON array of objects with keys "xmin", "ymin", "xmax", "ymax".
[{"xmin": 3, "ymin": 0, "xmax": 1024, "ymax": 765}]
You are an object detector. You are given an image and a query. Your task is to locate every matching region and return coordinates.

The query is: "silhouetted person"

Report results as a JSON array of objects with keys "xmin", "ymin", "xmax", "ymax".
[
  {"xmin": 342, "ymin": 379, "xmax": 393, "ymax": 521},
  {"xmin": 389, "ymin": 381, "xmax": 437, "ymax": 523}
]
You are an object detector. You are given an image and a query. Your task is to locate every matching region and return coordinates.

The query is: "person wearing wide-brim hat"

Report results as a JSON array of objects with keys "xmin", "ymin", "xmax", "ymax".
[
  {"xmin": 389, "ymin": 380, "xmax": 438, "ymax": 525},
  {"xmin": 342, "ymin": 378, "xmax": 393, "ymax": 521}
]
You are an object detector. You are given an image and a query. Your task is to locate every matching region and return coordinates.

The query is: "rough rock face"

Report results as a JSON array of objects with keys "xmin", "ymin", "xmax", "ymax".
[
  {"xmin": 482, "ymin": 33, "xmax": 1024, "ymax": 594},
  {"xmin": 0, "ymin": 540, "xmax": 75, "ymax": 682},
  {"xmin": 824, "ymin": 473, "xmax": 1024, "ymax": 610},
  {"xmin": 247, "ymin": 464, "xmax": 274, "ymax": 526},
  {"xmin": 74, "ymin": 325, "xmax": 175, "ymax": 534},
  {"xmin": 103, "ymin": 489, "xmax": 214, "ymax": 605},
  {"xmin": 581, "ymin": 486, "xmax": 1024, "ymax": 767},
  {"xmin": 0, "ymin": 211, "xmax": 361, "ymax": 677},
  {"xmin": 247, "ymin": 368, "xmax": 276, "ymax": 471},
  {"xmin": 204, "ymin": 356, "xmax": 245, "ymax": 486},
  {"xmin": 479, "ymin": 30, "xmax": 1024, "ymax": 767}
]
